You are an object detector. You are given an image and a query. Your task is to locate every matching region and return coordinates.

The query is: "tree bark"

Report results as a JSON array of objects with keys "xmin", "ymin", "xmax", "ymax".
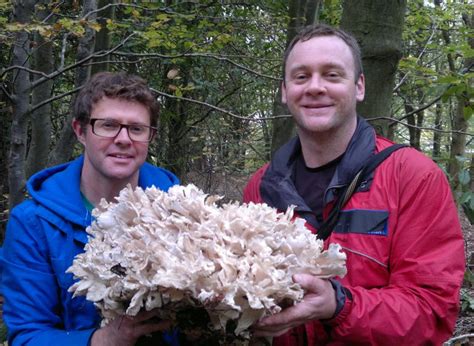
[
  {"xmin": 271, "ymin": 0, "xmax": 322, "ymax": 155},
  {"xmin": 91, "ymin": 0, "xmax": 114, "ymax": 75},
  {"xmin": 0, "ymin": 82, "xmax": 11, "ymax": 241},
  {"xmin": 49, "ymin": 0, "xmax": 97, "ymax": 166},
  {"xmin": 432, "ymin": 103, "xmax": 442, "ymax": 160},
  {"xmin": 26, "ymin": 1, "xmax": 54, "ymax": 179},
  {"xmin": 8, "ymin": 0, "xmax": 35, "ymax": 208},
  {"xmin": 340, "ymin": 0, "xmax": 407, "ymax": 136},
  {"xmin": 441, "ymin": 4, "xmax": 472, "ymax": 189}
]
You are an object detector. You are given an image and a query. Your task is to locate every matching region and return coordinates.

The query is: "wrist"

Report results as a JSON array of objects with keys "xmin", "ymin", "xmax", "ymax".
[{"xmin": 326, "ymin": 279, "xmax": 348, "ymax": 320}]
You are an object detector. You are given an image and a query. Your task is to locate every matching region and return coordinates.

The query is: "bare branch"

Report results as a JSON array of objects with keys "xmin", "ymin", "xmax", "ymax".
[
  {"xmin": 41, "ymin": 1, "xmax": 65, "ymax": 24},
  {"xmin": 1, "ymin": 84, "xmax": 12, "ymax": 102},
  {"xmin": 394, "ymin": 92, "xmax": 445, "ymax": 123},
  {"xmin": 1, "ymin": 34, "xmax": 135, "ymax": 86},
  {"xmin": 29, "ymin": 86, "xmax": 82, "ymax": 114},
  {"xmin": 152, "ymin": 88, "xmax": 291, "ymax": 121},
  {"xmin": 30, "ymin": 33, "xmax": 135, "ymax": 90},
  {"xmin": 114, "ymin": 51, "xmax": 280, "ymax": 81},
  {"xmin": 393, "ymin": 22, "xmax": 438, "ymax": 92},
  {"xmin": 1, "ymin": 65, "xmax": 50, "ymax": 79},
  {"xmin": 81, "ymin": 3, "xmax": 161, "ymax": 20},
  {"xmin": 368, "ymin": 116, "xmax": 474, "ymax": 136}
]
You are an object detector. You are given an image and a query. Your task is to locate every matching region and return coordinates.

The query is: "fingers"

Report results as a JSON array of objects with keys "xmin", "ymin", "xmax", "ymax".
[
  {"xmin": 293, "ymin": 273, "xmax": 326, "ymax": 293},
  {"xmin": 252, "ymin": 276, "xmax": 337, "ymax": 337},
  {"xmin": 130, "ymin": 319, "xmax": 173, "ymax": 337},
  {"xmin": 252, "ymin": 304, "xmax": 306, "ymax": 337},
  {"xmin": 129, "ymin": 308, "xmax": 161, "ymax": 323},
  {"xmin": 253, "ymin": 326, "xmax": 290, "ymax": 337},
  {"xmin": 116, "ymin": 311, "xmax": 173, "ymax": 339},
  {"xmin": 257, "ymin": 304, "xmax": 306, "ymax": 328}
]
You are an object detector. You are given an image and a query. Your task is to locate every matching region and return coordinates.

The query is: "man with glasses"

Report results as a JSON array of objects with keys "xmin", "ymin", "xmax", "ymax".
[{"xmin": 1, "ymin": 72, "xmax": 180, "ymax": 346}]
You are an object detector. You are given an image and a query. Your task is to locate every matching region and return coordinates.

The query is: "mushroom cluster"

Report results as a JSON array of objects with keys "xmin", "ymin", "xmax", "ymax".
[{"xmin": 67, "ymin": 184, "xmax": 346, "ymax": 340}]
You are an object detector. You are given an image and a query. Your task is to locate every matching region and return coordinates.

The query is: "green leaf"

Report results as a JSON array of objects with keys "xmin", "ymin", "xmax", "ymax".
[
  {"xmin": 459, "ymin": 191, "xmax": 472, "ymax": 204},
  {"xmin": 464, "ymin": 105, "xmax": 473, "ymax": 120},
  {"xmin": 437, "ymin": 75, "xmax": 458, "ymax": 84},
  {"xmin": 458, "ymin": 170, "xmax": 470, "ymax": 185}
]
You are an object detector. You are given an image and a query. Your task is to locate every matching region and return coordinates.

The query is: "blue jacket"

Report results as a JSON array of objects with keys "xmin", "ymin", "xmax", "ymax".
[{"xmin": 1, "ymin": 156, "xmax": 179, "ymax": 345}]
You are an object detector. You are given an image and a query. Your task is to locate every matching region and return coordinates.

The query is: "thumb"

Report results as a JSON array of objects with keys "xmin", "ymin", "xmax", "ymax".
[{"xmin": 293, "ymin": 273, "xmax": 326, "ymax": 293}]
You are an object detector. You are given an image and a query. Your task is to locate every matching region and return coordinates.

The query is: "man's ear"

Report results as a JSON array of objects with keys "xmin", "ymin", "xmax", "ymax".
[
  {"xmin": 355, "ymin": 74, "xmax": 365, "ymax": 102},
  {"xmin": 281, "ymin": 81, "xmax": 287, "ymax": 104},
  {"xmin": 72, "ymin": 119, "xmax": 86, "ymax": 145}
]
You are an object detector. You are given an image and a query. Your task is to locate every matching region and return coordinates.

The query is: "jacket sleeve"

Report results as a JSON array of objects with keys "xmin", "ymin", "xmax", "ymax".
[
  {"xmin": 2, "ymin": 202, "xmax": 95, "ymax": 346},
  {"xmin": 243, "ymin": 164, "xmax": 269, "ymax": 204},
  {"xmin": 327, "ymin": 153, "xmax": 465, "ymax": 344}
]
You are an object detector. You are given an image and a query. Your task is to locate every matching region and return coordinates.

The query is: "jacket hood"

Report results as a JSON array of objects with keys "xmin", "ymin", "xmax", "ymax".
[
  {"xmin": 27, "ymin": 155, "xmax": 180, "ymax": 229},
  {"xmin": 28, "ymin": 156, "xmax": 89, "ymax": 228}
]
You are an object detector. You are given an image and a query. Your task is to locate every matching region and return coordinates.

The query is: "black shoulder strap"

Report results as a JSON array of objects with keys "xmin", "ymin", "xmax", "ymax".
[{"xmin": 317, "ymin": 144, "xmax": 408, "ymax": 240}]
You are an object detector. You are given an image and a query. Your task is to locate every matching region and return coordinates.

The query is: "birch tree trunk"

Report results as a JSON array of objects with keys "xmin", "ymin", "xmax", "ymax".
[
  {"xmin": 340, "ymin": 0, "xmax": 407, "ymax": 137},
  {"xmin": 49, "ymin": 0, "xmax": 97, "ymax": 166},
  {"xmin": 8, "ymin": 0, "xmax": 35, "ymax": 208}
]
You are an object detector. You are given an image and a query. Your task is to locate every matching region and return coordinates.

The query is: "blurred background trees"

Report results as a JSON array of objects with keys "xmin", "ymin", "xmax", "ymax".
[{"xmin": 0, "ymin": 0, "xmax": 472, "ymax": 236}]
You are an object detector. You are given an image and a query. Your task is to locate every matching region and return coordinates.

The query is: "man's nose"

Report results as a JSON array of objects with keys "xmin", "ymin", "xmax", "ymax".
[
  {"xmin": 306, "ymin": 75, "xmax": 326, "ymax": 94},
  {"xmin": 114, "ymin": 126, "xmax": 132, "ymax": 143}
]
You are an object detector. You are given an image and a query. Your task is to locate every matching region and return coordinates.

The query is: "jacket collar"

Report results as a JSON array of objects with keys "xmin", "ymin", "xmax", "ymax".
[
  {"xmin": 27, "ymin": 156, "xmax": 180, "ymax": 244},
  {"xmin": 260, "ymin": 116, "xmax": 376, "ymax": 226}
]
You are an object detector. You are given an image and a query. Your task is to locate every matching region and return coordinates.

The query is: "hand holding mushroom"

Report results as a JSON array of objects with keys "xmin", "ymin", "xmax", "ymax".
[
  {"xmin": 252, "ymin": 274, "xmax": 337, "ymax": 337},
  {"xmin": 90, "ymin": 309, "xmax": 171, "ymax": 346},
  {"xmin": 68, "ymin": 184, "xmax": 347, "ymax": 343}
]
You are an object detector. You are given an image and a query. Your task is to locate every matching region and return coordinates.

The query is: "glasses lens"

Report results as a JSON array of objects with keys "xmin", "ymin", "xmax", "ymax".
[
  {"xmin": 93, "ymin": 119, "xmax": 120, "ymax": 138},
  {"xmin": 91, "ymin": 119, "xmax": 153, "ymax": 142},
  {"xmin": 128, "ymin": 124, "xmax": 151, "ymax": 142}
]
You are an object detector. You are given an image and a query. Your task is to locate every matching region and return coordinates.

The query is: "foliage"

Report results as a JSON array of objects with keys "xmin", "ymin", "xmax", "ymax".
[
  {"xmin": 460, "ymin": 287, "xmax": 474, "ymax": 314},
  {"xmin": 1, "ymin": 0, "xmax": 471, "ymax": 197},
  {"xmin": 460, "ymin": 292, "xmax": 474, "ymax": 314},
  {"xmin": 0, "ymin": 321, "xmax": 6, "ymax": 343},
  {"xmin": 457, "ymin": 162, "xmax": 474, "ymax": 224}
]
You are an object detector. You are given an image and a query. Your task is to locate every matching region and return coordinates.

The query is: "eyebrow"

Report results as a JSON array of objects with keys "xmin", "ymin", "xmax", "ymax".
[
  {"xmin": 95, "ymin": 118, "xmax": 149, "ymax": 126},
  {"xmin": 289, "ymin": 61, "xmax": 346, "ymax": 72}
]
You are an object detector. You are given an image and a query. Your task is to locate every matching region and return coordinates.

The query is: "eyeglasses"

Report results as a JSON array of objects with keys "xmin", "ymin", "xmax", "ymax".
[{"xmin": 89, "ymin": 118, "xmax": 156, "ymax": 143}]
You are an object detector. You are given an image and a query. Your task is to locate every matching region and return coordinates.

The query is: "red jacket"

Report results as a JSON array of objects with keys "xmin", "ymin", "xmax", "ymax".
[{"xmin": 243, "ymin": 118, "xmax": 465, "ymax": 345}]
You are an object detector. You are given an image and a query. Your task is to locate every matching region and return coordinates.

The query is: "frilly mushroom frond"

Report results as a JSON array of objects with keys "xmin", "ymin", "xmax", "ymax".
[{"xmin": 67, "ymin": 184, "xmax": 346, "ymax": 338}]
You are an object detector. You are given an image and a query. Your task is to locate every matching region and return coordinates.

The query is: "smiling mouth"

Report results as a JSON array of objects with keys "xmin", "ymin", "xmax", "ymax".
[
  {"xmin": 109, "ymin": 154, "xmax": 132, "ymax": 159},
  {"xmin": 303, "ymin": 104, "xmax": 332, "ymax": 109}
]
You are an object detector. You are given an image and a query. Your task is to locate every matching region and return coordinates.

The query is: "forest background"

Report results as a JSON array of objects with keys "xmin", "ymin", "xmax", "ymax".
[{"xmin": 0, "ymin": 0, "xmax": 473, "ymax": 341}]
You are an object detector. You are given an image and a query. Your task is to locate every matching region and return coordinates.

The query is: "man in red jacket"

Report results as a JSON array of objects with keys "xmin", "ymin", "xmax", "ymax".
[{"xmin": 244, "ymin": 24, "xmax": 465, "ymax": 345}]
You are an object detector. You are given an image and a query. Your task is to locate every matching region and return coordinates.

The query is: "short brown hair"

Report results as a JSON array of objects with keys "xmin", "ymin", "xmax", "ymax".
[
  {"xmin": 283, "ymin": 24, "xmax": 363, "ymax": 82},
  {"xmin": 74, "ymin": 72, "xmax": 159, "ymax": 127}
]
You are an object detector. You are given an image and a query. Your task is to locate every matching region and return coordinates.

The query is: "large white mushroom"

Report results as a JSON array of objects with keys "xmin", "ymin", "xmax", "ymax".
[{"xmin": 67, "ymin": 184, "xmax": 346, "ymax": 342}]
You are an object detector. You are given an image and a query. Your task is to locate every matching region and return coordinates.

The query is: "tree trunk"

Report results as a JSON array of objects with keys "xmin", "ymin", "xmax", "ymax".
[
  {"xmin": 0, "ymin": 84, "xmax": 11, "ymax": 241},
  {"xmin": 49, "ymin": 0, "xmax": 97, "ymax": 165},
  {"xmin": 340, "ymin": 0, "xmax": 407, "ymax": 137},
  {"xmin": 432, "ymin": 103, "xmax": 442, "ymax": 160},
  {"xmin": 91, "ymin": 0, "xmax": 114, "ymax": 75},
  {"xmin": 443, "ymin": 7, "xmax": 472, "ymax": 189},
  {"xmin": 26, "ymin": 1, "xmax": 54, "ymax": 179},
  {"xmin": 8, "ymin": 0, "xmax": 35, "ymax": 208},
  {"xmin": 405, "ymin": 105, "xmax": 419, "ymax": 149},
  {"xmin": 271, "ymin": 0, "xmax": 322, "ymax": 156}
]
